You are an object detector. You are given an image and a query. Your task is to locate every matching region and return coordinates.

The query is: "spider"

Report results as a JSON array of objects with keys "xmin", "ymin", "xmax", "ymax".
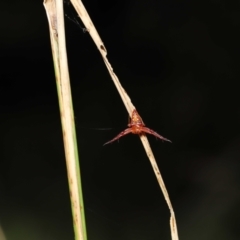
[{"xmin": 104, "ymin": 109, "xmax": 171, "ymax": 145}]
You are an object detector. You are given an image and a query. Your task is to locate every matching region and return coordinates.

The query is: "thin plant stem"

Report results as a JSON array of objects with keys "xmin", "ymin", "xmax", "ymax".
[
  {"xmin": 69, "ymin": 0, "xmax": 179, "ymax": 239},
  {"xmin": 43, "ymin": 0, "xmax": 87, "ymax": 239}
]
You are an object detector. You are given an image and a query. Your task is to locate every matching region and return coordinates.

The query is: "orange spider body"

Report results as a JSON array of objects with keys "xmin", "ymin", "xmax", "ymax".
[{"xmin": 104, "ymin": 110, "xmax": 171, "ymax": 145}]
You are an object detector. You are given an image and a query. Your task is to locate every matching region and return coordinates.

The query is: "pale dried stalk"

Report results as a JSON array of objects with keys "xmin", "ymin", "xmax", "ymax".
[
  {"xmin": 0, "ymin": 225, "xmax": 7, "ymax": 240},
  {"xmin": 69, "ymin": 0, "xmax": 135, "ymax": 115},
  {"xmin": 69, "ymin": 0, "xmax": 179, "ymax": 239},
  {"xmin": 43, "ymin": 1, "xmax": 87, "ymax": 240}
]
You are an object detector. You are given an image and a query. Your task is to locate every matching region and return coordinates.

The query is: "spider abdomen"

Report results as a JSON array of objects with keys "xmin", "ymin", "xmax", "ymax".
[{"xmin": 131, "ymin": 125, "xmax": 143, "ymax": 134}]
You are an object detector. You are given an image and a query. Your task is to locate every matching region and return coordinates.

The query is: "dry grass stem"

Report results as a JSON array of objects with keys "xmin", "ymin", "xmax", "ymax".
[
  {"xmin": 43, "ymin": 0, "xmax": 87, "ymax": 239},
  {"xmin": 69, "ymin": 0, "xmax": 179, "ymax": 239}
]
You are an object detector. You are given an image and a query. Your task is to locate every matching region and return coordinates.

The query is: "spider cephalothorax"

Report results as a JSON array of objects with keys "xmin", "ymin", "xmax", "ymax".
[{"xmin": 104, "ymin": 110, "xmax": 171, "ymax": 145}]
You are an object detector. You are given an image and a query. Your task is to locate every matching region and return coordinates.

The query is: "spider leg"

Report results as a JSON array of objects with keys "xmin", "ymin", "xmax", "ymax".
[
  {"xmin": 103, "ymin": 128, "xmax": 132, "ymax": 145},
  {"xmin": 141, "ymin": 127, "xmax": 172, "ymax": 143}
]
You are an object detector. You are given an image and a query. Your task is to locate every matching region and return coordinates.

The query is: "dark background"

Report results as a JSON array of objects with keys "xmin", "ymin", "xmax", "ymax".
[{"xmin": 1, "ymin": 0, "xmax": 240, "ymax": 239}]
